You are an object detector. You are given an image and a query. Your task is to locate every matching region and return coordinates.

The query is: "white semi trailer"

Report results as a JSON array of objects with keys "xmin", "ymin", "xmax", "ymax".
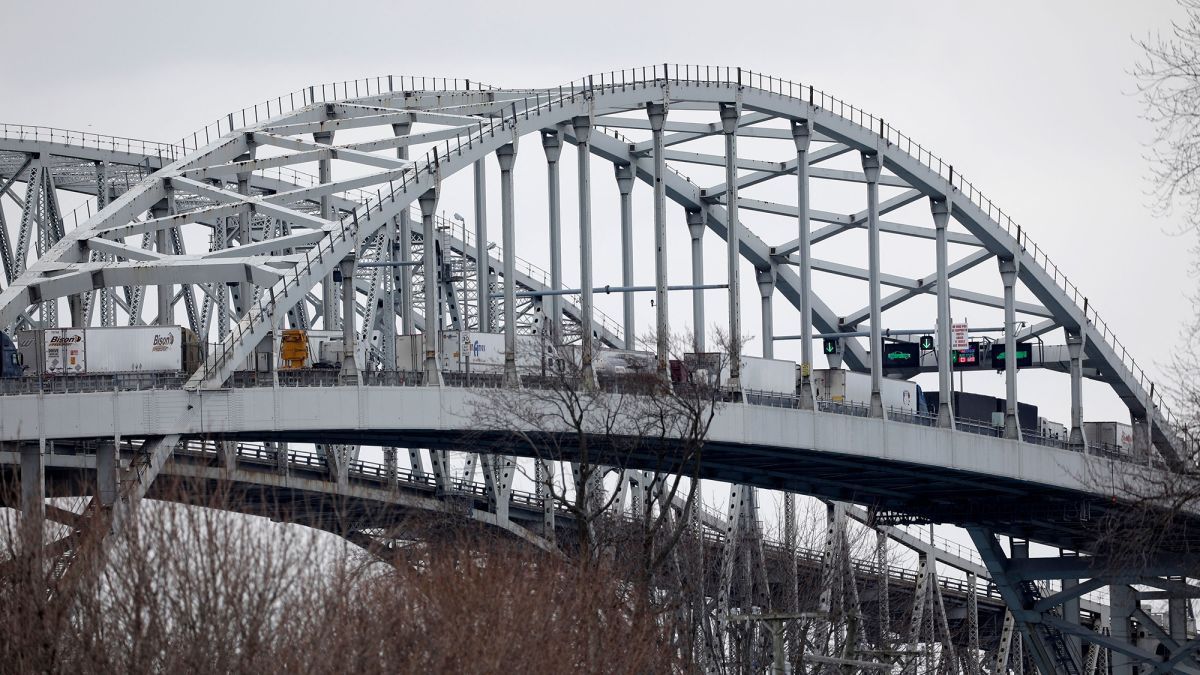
[
  {"xmin": 396, "ymin": 332, "xmax": 549, "ymax": 374},
  {"xmin": 809, "ymin": 368, "xmax": 922, "ymax": 413},
  {"xmin": 676, "ymin": 353, "xmax": 799, "ymax": 395},
  {"xmin": 19, "ymin": 327, "xmax": 203, "ymax": 375}
]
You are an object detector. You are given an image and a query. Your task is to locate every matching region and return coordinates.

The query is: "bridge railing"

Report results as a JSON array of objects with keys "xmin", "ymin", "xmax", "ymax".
[
  {"xmin": 170, "ymin": 74, "xmax": 498, "ymax": 165},
  {"xmin": 0, "ymin": 123, "xmax": 180, "ymax": 160}
]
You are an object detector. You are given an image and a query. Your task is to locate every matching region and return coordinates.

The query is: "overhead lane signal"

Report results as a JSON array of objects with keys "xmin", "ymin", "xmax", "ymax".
[{"xmin": 881, "ymin": 341, "xmax": 920, "ymax": 369}]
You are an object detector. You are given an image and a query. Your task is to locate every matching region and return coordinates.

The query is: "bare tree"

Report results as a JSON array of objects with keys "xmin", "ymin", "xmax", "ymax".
[
  {"xmin": 470, "ymin": 332, "xmax": 723, "ymax": 575},
  {"xmin": 1136, "ymin": 0, "xmax": 1200, "ymax": 232},
  {"xmin": 0, "ymin": 477, "xmax": 691, "ymax": 673},
  {"xmin": 1078, "ymin": 0, "xmax": 1200, "ymax": 573}
]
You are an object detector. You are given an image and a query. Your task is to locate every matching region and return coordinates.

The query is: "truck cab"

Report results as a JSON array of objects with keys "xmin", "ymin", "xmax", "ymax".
[{"xmin": 1, "ymin": 332, "xmax": 24, "ymax": 377}]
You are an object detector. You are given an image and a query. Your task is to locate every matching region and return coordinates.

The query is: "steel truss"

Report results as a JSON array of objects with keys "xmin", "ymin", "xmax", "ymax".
[{"xmin": 1, "ymin": 66, "xmax": 1196, "ymax": 673}]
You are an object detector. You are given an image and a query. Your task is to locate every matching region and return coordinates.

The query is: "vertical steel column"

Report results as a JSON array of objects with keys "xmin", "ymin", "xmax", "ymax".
[
  {"xmin": 473, "ymin": 159, "xmax": 490, "ymax": 332},
  {"xmin": 536, "ymin": 458, "xmax": 555, "ymax": 539},
  {"xmin": 1066, "ymin": 329, "xmax": 1087, "ymax": 449},
  {"xmin": 97, "ymin": 439, "xmax": 118, "ymax": 506},
  {"xmin": 615, "ymin": 163, "xmax": 636, "ymax": 349},
  {"xmin": 315, "ymin": 131, "xmax": 338, "ymax": 330},
  {"xmin": 418, "ymin": 189, "xmax": 442, "ymax": 386},
  {"xmin": 1169, "ymin": 592, "xmax": 1188, "ymax": 642},
  {"xmin": 1110, "ymin": 585, "xmax": 1137, "ymax": 675},
  {"xmin": 998, "ymin": 257, "xmax": 1021, "ymax": 440},
  {"xmin": 647, "ymin": 102, "xmax": 669, "ymax": 377},
  {"xmin": 1061, "ymin": 551, "xmax": 1082, "ymax": 660},
  {"xmin": 97, "ymin": 163, "xmax": 114, "ymax": 326},
  {"xmin": 967, "ymin": 571, "xmax": 980, "ymax": 673},
  {"xmin": 541, "ymin": 128, "xmax": 564, "ymax": 342},
  {"xmin": 382, "ymin": 219, "xmax": 396, "ymax": 366},
  {"xmin": 719, "ymin": 102, "xmax": 743, "ymax": 388},
  {"xmin": 861, "ymin": 152, "xmax": 885, "ymax": 418},
  {"xmin": 686, "ymin": 208, "xmax": 706, "ymax": 352},
  {"xmin": 877, "ymin": 529, "xmax": 891, "ymax": 639},
  {"xmin": 20, "ymin": 442, "xmax": 44, "ymax": 553},
  {"xmin": 339, "ymin": 258, "xmax": 357, "ymax": 380},
  {"xmin": 931, "ymin": 198, "xmax": 955, "ymax": 428},
  {"xmin": 235, "ymin": 171, "xmax": 253, "ymax": 320},
  {"xmin": 391, "ymin": 121, "xmax": 412, "ymax": 339},
  {"xmin": 791, "ymin": 120, "xmax": 815, "ymax": 409},
  {"xmin": 756, "ymin": 266, "xmax": 775, "ymax": 359},
  {"xmin": 572, "ymin": 115, "xmax": 596, "ymax": 387},
  {"xmin": 496, "ymin": 143, "xmax": 519, "ymax": 386},
  {"xmin": 383, "ymin": 447, "xmax": 397, "ymax": 487},
  {"xmin": 151, "ymin": 195, "xmax": 174, "ymax": 326}
]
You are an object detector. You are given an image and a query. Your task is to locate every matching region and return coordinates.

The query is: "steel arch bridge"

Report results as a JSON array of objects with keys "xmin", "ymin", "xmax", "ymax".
[{"xmin": 0, "ymin": 65, "xmax": 1196, "ymax": 673}]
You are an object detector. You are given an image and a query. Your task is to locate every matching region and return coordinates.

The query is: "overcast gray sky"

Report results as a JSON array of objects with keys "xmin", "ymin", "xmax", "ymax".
[{"xmin": 2, "ymin": 0, "xmax": 1191, "ymax": 423}]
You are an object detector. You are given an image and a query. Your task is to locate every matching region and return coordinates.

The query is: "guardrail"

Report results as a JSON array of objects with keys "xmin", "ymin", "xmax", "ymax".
[{"xmin": 0, "ymin": 123, "xmax": 180, "ymax": 160}]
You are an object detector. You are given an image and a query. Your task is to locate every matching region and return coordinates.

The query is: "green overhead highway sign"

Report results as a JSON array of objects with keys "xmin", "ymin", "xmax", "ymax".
[{"xmin": 989, "ymin": 342, "xmax": 1033, "ymax": 368}]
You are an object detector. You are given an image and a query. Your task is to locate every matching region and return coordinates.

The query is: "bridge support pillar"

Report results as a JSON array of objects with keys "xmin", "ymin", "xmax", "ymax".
[
  {"xmin": 1061, "ymin": 550, "xmax": 1082, "ymax": 661},
  {"xmin": 535, "ymin": 458, "xmax": 555, "ymax": 539},
  {"xmin": 1131, "ymin": 414, "xmax": 1152, "ymax": 464},
  {"xmin": 383, "ymin": 447, "xmax": 397, "ymax": 488},
  {"xmin": 930, "ymin": 198, "xmax": 955, "ymax": 429},
  {"xmin": 1110, "ymin": 584, "xmax": 1137, "ymax": 675},
  {"xmin": 315, "ymin": 130, "xmax": 339, "ymax": 331},
  {"xmin": 97, "ymin": 439, "xmax": 118, "ymax": 507},
  {"xmin": 647, "ymin": 101, "xmax": 670, "ymax": 379},
  {"xmin": 791, "ymin": 119, "xmax": 815, "ymax": 410},
  {"xmin": 572, "ymin": 115, "xmax": 596, "ymax": 389},
  {"xmin": 616, "ymin": 164, "xmax": 637, "ymax": 349},
  {"xmin": 756, "ymin": 266, "xmax": 776, "ymax": 359},
  {"xmin": 998, "ymin": 257, "xmax": 1022, "ymax": 440},
  {"xmin": 391, "ymin": 122, "xmax": 414, "ymax": 336},
  {"xmin": 418, "ymin": 189, "xmax": 442, "ymax": 386},
  {"xmin": 1066, "ymin": 329, "xmax": 1088, "ymax": 450},
  {"xmin": 541, "ymin": 128, "xmax": 564, "ymax": 344},
  {"xmin": 720, "ymin": 102, "xmax": 743, "ymax": 390},
  {"xmin": 686, "ymin": 208, "xmax": 705, "ymax": 352},
  {"xmin": 861, "ymin": 151, "xmax": 885, "ymax": 419},
  {"xmin": 20, "ymin": 441, "xmax": 45, "ymax": 553},
  {"xmin": 496, "ymin": 143, "xmax": 520, "ymax": 387}
]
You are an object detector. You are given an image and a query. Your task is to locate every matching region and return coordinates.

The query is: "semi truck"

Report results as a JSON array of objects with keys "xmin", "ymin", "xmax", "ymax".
[
  {"xmin": 670, "ymin": 353, "xmax": 798, "ymax": 395},
  {"xmin": 18, "ymin": 327, "xmax": 203, "ymax": 375},
  {"xmin": 1083, "ymin": 421, "xmax": 1134, "ymax": 453},
  {"xmin": 395, "ymin": 332, "xmax": 550, "ymax": 374},
  {"xmin": 922, "ymin": 391, "xmax": 1038, "ymax": 431},
  {"xmin": 1, "ymin": 331, "xmax": 22, "ymax": 377},
  {"xmin": 809, "ymin": 368, "xmax": 925, "ymax": 414}
]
